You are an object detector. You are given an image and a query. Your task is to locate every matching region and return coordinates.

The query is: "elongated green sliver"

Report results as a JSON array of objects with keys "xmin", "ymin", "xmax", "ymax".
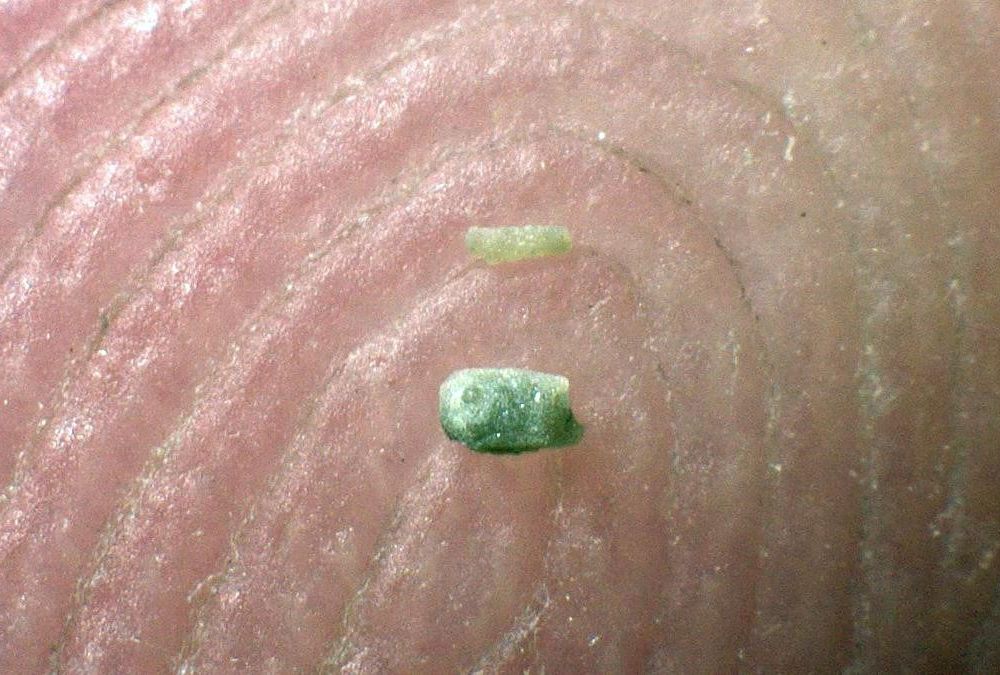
[
  {"xmin": 439, "ymin": 368, "xmax": 584, "ymax": 454},
  {"xmin": 465, "ymin": 226, "xmax": 572, "ymax": 264}
]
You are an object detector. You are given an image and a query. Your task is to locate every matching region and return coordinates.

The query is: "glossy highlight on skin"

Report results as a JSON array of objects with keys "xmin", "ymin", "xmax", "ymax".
[{"xmin": 439, "ymin": 368, "xmax": 584, "ymax": 453}]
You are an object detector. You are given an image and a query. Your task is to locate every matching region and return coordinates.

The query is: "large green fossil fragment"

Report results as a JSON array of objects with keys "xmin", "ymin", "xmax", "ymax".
[
  {"xmin": 464, "ymin": 226, "xmax": 572, "ymax": 264},
  {"xmin": 439, "ymin": 368, "xmax": 584, "ymax": 454}
]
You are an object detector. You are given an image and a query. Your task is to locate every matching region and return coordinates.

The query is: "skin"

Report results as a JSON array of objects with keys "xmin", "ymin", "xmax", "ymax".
[{"xmin": 0, "ymin": 0, "xmax": 998, "ymax": 672}]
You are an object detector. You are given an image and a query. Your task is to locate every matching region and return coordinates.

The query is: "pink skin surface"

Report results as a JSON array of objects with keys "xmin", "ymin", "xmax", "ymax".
[{"xmin": 1, "ymin": 1, "xmax": 999, "ymax": 672}]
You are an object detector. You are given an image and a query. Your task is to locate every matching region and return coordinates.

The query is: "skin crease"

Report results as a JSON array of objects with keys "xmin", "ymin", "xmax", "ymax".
[{"xmin": 0, "ymin": 0, "xmax": 998, "ymax": 672}]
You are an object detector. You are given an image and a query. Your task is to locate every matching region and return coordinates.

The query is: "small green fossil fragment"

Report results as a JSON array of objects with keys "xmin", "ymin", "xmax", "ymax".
[
  {"xmin": 465, "ymin": 225, "xmax": 572, "ymax": 264},
  {"xmin": 439, "ymin": 368, "xmax": 584, "ymax": 454}
]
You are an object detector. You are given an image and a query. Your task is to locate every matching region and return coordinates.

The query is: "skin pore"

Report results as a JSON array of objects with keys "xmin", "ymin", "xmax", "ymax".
[{"xmin": 0, "ymin": 1, "xmax": 998, "ymax": 672}]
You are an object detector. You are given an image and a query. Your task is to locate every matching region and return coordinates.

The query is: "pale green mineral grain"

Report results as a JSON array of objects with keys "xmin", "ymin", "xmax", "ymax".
[
  {"xmin": 439, "ymin": 368, "xmax": 584, "ymax": 454},
  {"xmin": 464, "ymin": 226, "xmax": 572, "ymax": 264}
]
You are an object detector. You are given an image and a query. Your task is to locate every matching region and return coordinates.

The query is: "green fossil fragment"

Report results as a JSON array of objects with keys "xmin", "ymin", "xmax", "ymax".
[
  {"xmin": 439, "ymin": 368, "xmax": 584, "ymax": 454},
  {"xmin": 464, "ymin": 225, "xmax": 572, "ymax": 264}
]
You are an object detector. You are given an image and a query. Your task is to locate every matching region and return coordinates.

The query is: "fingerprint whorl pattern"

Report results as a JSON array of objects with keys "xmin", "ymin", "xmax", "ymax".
[{"xmin": 2, "ymin": 0, "xmax": 999, "ymax": 672}]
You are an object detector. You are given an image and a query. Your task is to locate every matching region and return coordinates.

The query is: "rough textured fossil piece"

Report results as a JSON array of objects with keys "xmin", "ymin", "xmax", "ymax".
[
  {"xmin": 464, "ymin": 225, "xmax": 572, "ymax": 264},
  {"xmin": 439, "ymin": 368, "xmax": 584, "ymax": 454}
]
